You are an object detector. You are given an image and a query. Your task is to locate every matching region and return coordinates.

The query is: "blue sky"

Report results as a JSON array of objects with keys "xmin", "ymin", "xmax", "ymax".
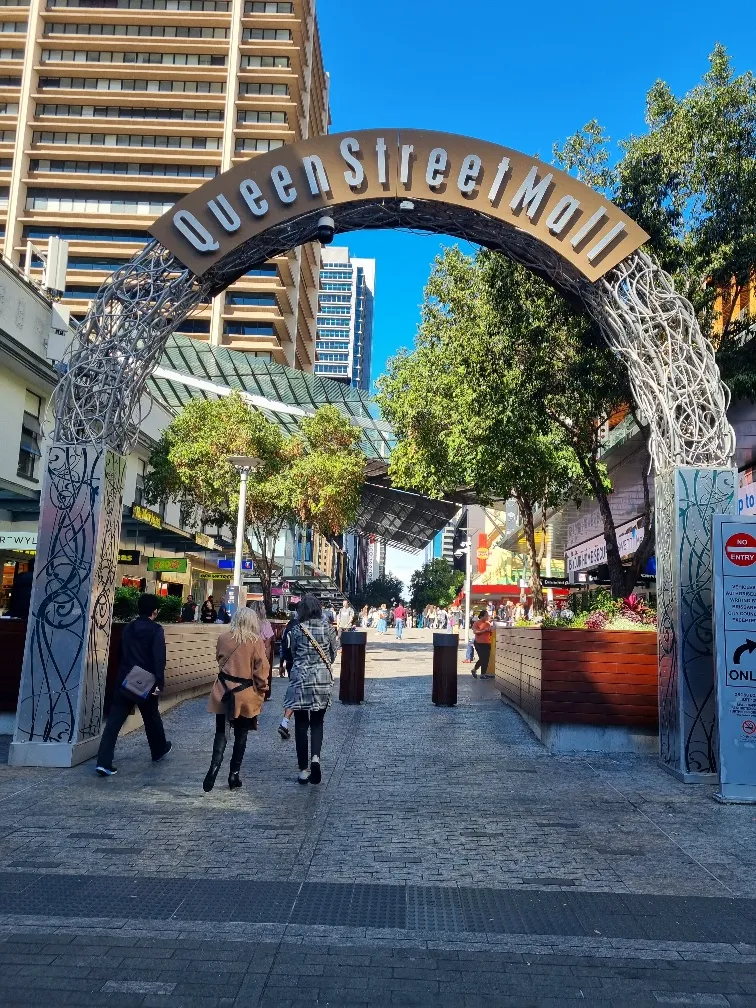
[{"xmin": 316, "ymin": 0, "xmax": 756, "ymax": 587}]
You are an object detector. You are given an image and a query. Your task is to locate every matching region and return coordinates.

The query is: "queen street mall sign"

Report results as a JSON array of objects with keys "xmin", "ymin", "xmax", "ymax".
[{"xmin": 712, "ymin": 515, "xmax": 756, "ymax": 803}]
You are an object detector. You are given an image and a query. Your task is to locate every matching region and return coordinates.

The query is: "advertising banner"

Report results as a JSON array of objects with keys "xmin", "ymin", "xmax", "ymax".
[
  {"xmin": 146, "ymin": 556, "xmax": 188, "ymax": 573},
  {"xmin": 712, "ymin": 515, "xmax": 756, "ymax": 802},
  {"xmin": 217, "ymin": 558, "xmax": 253, "ymax": 570},
  {"xmin": 117, "ymin": 550, "xmax": 140, "ymax": 565}
]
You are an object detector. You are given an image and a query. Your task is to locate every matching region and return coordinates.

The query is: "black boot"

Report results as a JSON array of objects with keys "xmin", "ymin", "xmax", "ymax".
[
  {"xmin": 203, "ymin": 732, "xmax": 227, "ymax": 792},
  {"xmin": 228, "ymin": 730, "xmax": 247, "ymax": 790}
]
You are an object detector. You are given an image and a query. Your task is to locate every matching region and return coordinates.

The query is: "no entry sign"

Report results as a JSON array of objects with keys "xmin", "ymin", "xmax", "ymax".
[
  {"xmin": 712, "ymin": 516, "xmax": 756, "ymax": 803},
  {"xmin": 725, "ymin": 533, "xmax": 756, "ymax": 567}
]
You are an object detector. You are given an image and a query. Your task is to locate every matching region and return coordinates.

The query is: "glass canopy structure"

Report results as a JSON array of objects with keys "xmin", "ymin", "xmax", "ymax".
[{"xmin": 148, "ymin": 335, "xmax": 460, "ymax": 551}]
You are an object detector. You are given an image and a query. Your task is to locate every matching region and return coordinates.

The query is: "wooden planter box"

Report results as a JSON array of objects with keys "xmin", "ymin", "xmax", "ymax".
[
  {"xmin": 493, "ymin": 626, "xmax": 659, "ymax": 753},
  {"xmin": 0, "ymin": 621, "xmax": 224, "ymax": 726}
]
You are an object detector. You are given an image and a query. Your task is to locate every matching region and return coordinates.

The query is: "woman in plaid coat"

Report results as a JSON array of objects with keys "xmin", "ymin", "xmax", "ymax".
[{"xmin": 284, "ymin": 594, "xmax": 338, "ymax": 785}]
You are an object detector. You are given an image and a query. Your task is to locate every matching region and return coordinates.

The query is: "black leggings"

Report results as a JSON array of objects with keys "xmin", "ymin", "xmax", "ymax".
[
  {"xmin": 294, "ymin": 709, "xmax": 326, "ymax": 771},
  {"xmin": 472, "ymin": 642, "xmax": 491, "ymax": 675}
]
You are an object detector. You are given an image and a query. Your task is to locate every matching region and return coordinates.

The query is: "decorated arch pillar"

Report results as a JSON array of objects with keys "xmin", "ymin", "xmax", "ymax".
[{"xmin": 11, "ymin": 130, "xmax": 736, "ymax": 774}]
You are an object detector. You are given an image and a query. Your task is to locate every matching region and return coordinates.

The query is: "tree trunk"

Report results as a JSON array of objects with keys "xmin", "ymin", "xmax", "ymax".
[
  {"xmin": 575, "ymin": 455, "xmax": 627, "ymax": 599},
  {"xmin": 516, "ymin": 493, "xmax": 545, "ymax": 616}
]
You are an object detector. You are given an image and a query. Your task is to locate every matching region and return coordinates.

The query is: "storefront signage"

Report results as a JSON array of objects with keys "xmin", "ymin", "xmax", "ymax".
[
  {"xmin": 200, "ymin": 571, "xmax": 232, "ymax": 581},
  {"xmin": 132, "ymin": 504, "xmax": 162, "ymax": 529},
  {"xmin": 541, "ymin": 577, "xmax": 569, "ymax": 588},
  {"xmin": 0, "ymin": 532, "xmax": 37, "ymax": 550},
  {"xmin": 712, "ymin": 516, "xmax": 756, "ymax": 803},
  {"xmin": 150, "ymin": 129, "xmax": 648, "ymax": 287},
  {"xmin": 476, "ymin": 547, "xmax": 489, "ymax": 560},
  {"xmin": 117, "ymin": 550, "xmax": 141, "ymax": 565},
  {"xmin": 218, "ymin": 558, "xmax": 253, "ymax": 570},
  {"xmin": 146, "ymin": 556, "xmax": 187, "ymax": 573},
  {"xmin": 195, "ymin": 532, "xmax": 218, "ymax": 549},
  {"xmin": 566, "ymin": 516, "xmax": 645, "ymax": 578}
]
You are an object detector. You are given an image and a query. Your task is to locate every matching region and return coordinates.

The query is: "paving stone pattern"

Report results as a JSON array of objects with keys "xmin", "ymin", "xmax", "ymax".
[{"xmin": 0, "ymin": 628, "xmax": 755, "ymax": 1006}]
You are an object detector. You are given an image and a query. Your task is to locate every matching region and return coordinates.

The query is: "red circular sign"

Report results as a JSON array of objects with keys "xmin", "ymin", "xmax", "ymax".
[
  {"xmin": 743, "ymin": 720, "xmax": 756, "ymax": 736},
  {"xmin": 725, "ymin": 533, "xmax": 756, "ymax": 567}
]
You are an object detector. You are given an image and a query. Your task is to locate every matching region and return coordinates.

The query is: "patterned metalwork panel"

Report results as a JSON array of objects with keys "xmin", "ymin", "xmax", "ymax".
[
  {"xmin": 587, "ymin": 252, "xmax": 735, "ymax": 472},
  {"xmin": 656, "ymin": 466, "xmax": 735, "ymax": 777},
  {"xmin": 52, "ymin": 242, "xmax": 209, "ymax": 456},
  {"xmin": 14, "ymin": 445, "xmax": 126, "ymax": 745}
]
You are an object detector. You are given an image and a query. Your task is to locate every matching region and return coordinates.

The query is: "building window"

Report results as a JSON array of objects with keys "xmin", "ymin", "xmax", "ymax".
[
  {"xmin": 238, "ymin": 82, "xmax": 288, "ymax": 96},
  {"xmin": 42, "ymin": 49, "xmax": 227, "ymax": 66},
  {"xmin": 244, "ymin": 1, "xmax": 292, "ymax": 11},
  {"xmin": 26, "ymin": 190, "xmax": 177, "ymax": 214},
  {"xmin": 234, "ymin": 137, "xmax": 283, "ymax": 152},
  {"xmin": 1, "ymin": 21, "xmax": 26, "ymax": 31},
  {"xmin": 32, "ymin": 158, "xmax": 217, "ymax": 178},
  {"xmin": 225, "ymin": 293, "xmax": 277, "ymax": 306},
  {"xmin": 317, "ymin": 304, "xmax": 350, "ymax": 315},
  {"xmin": 240, "ymin": 55, "xmax": 289, "ymax": 68},
  {"xmin": 45, "ymin": 22, "xmax": 228, "ymax": 37},
  {"xmin": 224, "ymin": 323, "xmax": 275, "ymax": 336},
  {"xmin": 245, "ymin": 264, "xmax": 277, "ymax": 276},
  {"xmin": 37, "ymin": 104, "xmax": 223, "ymax": 121},
  {"xmin": 133, "ymin": 459, "xmax": 146, "ymax": 506},
  {"xmin": 39, "ymin": 76, "xmax": 224, "ymax": 93},
  {"xmin": 0, "ymin": 75, "xmax": 21, "ymax": 86},
  {"xmin": 320, "ymin": 269, "xmax": 352, "ymax": 279},
  {"xmin": 242, "ymin": 28, "xmax": 291, "ymax": 40},
  {"xmin": 17, "ymin": 392, "xmax": 42, "ymax": 481},
  {"xmin": 0, "ymin": 102, "xmax": 18, "ymax": 114},
  {"xmin": 33, "ymin": 131, "xmax": 221, "ymax": 149},
  {"xmin": 47, "ymin": 0, "xmax": 230, "ymax": 9},
  {"xmin": 237, "ymin": 109, "xmax": 286, "ymax": 124},
  {"xmin": 320, "ymin": 282, "xmax": 352, "ymax": 292},
  {"xmin": 0, "ymin": 47, "xmax": 23, "ymax": 58},
  {"xmin": 0, "ymin": 129, "xmax": 14, "ymax": 142},
  {"xmin": 319, "ymin": 293, "xmax": 350, "ymax": 304}
]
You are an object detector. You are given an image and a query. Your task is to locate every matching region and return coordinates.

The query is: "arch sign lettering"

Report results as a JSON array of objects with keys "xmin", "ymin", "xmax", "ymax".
[
  {"xmin": 149, "ymin": 129, "xmax": 647, "ymax": 286},
  {"xmin": 10, "ymin": 128, "xmax": 738, "ymax": 784}
]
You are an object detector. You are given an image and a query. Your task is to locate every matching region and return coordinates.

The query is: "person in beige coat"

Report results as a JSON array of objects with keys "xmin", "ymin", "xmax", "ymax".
[{"xmin": 202, "ymin": 607, "xmax": 269, "ymax": 792}]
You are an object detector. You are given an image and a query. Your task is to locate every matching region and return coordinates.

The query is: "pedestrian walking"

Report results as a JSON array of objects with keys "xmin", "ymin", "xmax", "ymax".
[
  {"xmin": 376, "ymin": 603, "xmax": 388, "ymax": 634},
  {"xmin": 283, "ymin": 594, "xmax": 338, "ymax": 784},
  {"xmin": 95, "ymin": 593, "xmax": 172, "ymax": 776},
  {"xmin": 250, "ymin": 600, "xmax": 275, "ymax": 700},
  {"xmin": 393, "ymin": 600, "xmax": 406, "ymax": 639},
  {"xmin": 471, "ymin": 609, "xmax": 494, "ymax": 679},
  {"xmin": 6, "ymin": 560, "xmax": 34, "ymax": 619},
  {"xmin": 200, "ymin": 595, "xmax": 216, "ymax": 623},
  {"xmin": 337, "ymin": 598, "xmax": 355, "ymax": 637},
  {"xmin": 277, "ymin": 610, "xmax": 298, "ymax": 738},
  {"xmin": 203, "ymin": 606, "xmax": 269, "ymax": 792},
  {"xmin": 359, "ymin": 605, "xmax": 369, "ymax": 628},
  {"xmin": 181, "ymin": 595, "xmax": 197, "ymax": 622}
]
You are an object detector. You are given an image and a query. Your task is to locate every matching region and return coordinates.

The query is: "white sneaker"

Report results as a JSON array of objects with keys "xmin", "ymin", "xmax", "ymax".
[{"xmin": 298, "ymin": 769, "xmax": 310, "ymax": 784}]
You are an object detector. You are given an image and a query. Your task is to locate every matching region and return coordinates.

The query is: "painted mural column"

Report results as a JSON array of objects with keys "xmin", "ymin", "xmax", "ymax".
[
  {"xmin": 10, "ymin": 445, "xmax": 126, "ymax": 767},
  {"xmin": 655, "ymin": 466, "xmax": 736, "ymax": 780}
]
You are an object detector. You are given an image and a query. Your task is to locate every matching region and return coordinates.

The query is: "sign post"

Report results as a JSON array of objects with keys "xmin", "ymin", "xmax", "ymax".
[{"xmin": 712, "ymin": 515, "xmax": 756, "ymax": 803}]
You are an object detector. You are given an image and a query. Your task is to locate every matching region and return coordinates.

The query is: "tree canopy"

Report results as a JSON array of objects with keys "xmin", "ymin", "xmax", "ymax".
[
  {"xmin": 408, "ymin": 559, "xmax": 464, "ymax": 612},
  {"xmin": 353, "ymin": 573, "xmax": 405, "ymax": 610},
  {"xmin": 144, "ymin": 395, "xmax": 365, "ymax": 610}
]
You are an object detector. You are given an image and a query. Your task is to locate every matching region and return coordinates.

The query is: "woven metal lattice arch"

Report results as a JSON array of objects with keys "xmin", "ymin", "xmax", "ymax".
[{"xmin": 54, "ymin": 129, "xmax": 734, "ymax": 472}]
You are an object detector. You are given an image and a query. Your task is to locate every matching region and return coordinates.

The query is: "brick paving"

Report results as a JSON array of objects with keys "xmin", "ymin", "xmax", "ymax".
[{"xmin": 1, "ymin": 627, "xmax": 756, "ymax": 1006}]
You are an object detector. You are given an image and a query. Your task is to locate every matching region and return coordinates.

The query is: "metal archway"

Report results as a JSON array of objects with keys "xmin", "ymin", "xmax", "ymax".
[{"xmin": 11, "ymin": 130, "xmax": 737, "ymax": 779}]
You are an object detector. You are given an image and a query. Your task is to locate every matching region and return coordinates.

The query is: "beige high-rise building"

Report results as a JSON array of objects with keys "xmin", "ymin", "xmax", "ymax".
[{"xmin": 0, "ymin": 0, "xmax": 328, "ymax": 367}]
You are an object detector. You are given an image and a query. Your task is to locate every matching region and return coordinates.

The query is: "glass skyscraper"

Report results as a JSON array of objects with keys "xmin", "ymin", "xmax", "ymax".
[{"xmin": 315, "ymin": 245, "xmax": 375, "ymax": 391}]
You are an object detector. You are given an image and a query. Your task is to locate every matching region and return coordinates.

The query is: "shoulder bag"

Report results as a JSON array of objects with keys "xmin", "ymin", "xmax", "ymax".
[{"xmin": 122, "ymin": 664, "xmax": 156, "ymax": 701}]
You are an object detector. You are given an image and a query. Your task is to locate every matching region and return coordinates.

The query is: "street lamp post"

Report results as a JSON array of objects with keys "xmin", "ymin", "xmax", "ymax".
[
  {"xmin": 228, "ymin": 455, "xmax": 262, "ymax": 613},
  {"xmin": 454, "ymin": 533, "xmax": 473, "ymax": 646}
]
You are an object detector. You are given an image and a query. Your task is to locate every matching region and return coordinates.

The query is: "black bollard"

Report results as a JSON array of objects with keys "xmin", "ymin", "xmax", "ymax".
[
  {"xmin": 339, "ymin": 629, "xmax": 366, "ymax": 704},
  {"xmin": 432, "ymin": 632, "xmax": 458, "ymax": 706}
]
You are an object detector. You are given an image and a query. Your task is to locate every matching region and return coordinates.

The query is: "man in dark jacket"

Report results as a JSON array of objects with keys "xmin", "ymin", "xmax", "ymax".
[
  {"xmin": 7, "ymin": 560, "xmax": 34, "ymax": 619},
  {"xmin": 95, "ymin": 593, "xmax": 171, "ymax": 776}
]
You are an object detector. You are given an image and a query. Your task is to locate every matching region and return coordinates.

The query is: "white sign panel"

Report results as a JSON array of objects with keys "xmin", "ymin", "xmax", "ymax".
[
  {"xmin": 566, "ymin": 516, "xmax": 644, "ymax": 578},
  {"xmin": 738, "ymin": 469, "xmax": 756, "ymax": 516},
  {"xmin": 0, "ymin": 532, "xmax": 37, "ymax": 550},
  {"xmin": 712, "ymin": 515, "xmax": 756, "ymax": 803}
]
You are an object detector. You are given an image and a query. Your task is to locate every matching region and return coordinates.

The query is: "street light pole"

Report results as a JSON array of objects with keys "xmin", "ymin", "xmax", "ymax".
[
  {"xmin": 463, "ymin": 534, "xmax": 472, "ymax": 646},
  {"xmin": 228, "ymin": 456, "xmax": 262, "ymax": 613}
]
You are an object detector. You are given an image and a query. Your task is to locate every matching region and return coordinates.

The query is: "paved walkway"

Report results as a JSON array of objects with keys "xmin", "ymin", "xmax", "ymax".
[{"xmin": 1, "ymin": 628, "xmax": 756, "ymax": 1007}]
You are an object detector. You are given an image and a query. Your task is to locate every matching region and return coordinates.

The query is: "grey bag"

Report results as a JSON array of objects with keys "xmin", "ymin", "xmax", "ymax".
[{"xmin": 121, "ymin": 664, "xmax": 156, "ymax": 700}]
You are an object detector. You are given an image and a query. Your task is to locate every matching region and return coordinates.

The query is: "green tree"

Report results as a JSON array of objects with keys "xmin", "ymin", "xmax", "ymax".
[
  {"xmin": 554, "ymin": 47, "xmax": 756, "ymax": 395},
  {"xmin": 144, "ymin": 395, "xmax": 365, "ymax": 611},
  {"xmin": 378, "ymin": 247, "xmax": 647, "ymax": 604},
  {"xmin": 408, "ymin": 559, "xmax": 464, "ymax": 612},
  {"xmin": 353, "ymin": 573, "xmax": 405, "ymax": 610}
]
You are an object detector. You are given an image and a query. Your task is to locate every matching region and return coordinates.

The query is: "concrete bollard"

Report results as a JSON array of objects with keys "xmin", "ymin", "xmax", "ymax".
[{"xmin": 432, "ymin": 632, "xmax": 458, "ymax": 706}]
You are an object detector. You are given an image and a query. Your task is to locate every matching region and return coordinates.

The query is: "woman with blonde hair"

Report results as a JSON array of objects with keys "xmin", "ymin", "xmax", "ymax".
[{"xmin": 202, "ymin": 606, "xmax": 269, "ymax": 792}]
